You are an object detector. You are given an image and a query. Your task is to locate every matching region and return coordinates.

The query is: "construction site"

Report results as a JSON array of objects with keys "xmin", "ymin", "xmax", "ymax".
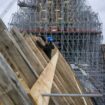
[{"xmin": 0, "ymin": 0, "xmax": 104, "ymax": 105}]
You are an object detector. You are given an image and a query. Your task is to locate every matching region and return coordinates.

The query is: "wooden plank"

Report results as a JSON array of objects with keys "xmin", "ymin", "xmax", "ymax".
[
  {"xmin": 0, "ymin": 53, "xmax": 34, "ymax": 105},
  {"xmin": 30, "ymin": 51, "xmax": 59, "ymax": 105},
  {"xmin": 11, "ymin": 28, "xmax": 44, "ymax": 74},
  {"xmin": 56, "ymin": 52, "xmax": 93, "ymax": 104},
  {"xmin": 0, "ymin": 19, "xmax": 37, "ymax": 88},
  {"xmin": 30, "ymin": 36, "xmax": 49, "ymax": 61},
  {"xmin": 24, "ymin": 35, "xmax": 47, "ymax": 67}
]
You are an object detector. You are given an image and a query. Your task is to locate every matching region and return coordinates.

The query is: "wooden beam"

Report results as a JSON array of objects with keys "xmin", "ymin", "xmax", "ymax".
[
  {"xmin": 11, "ymin": 28, "xmax": 44, "ymax": 74},
  {"xmin": 24, "ymin": 35, "xmax": 47, "ymax": 67},
  {"xmin": 0, "ymin": 19, "xmax": 37, "ymax": 88},
  {"xmin": 0, "ymin": 53, "xmax": 34, "ymax": 105},
  {"xmin": 30, "ymin": 51, "xmax": 59, "ymax": 105}
]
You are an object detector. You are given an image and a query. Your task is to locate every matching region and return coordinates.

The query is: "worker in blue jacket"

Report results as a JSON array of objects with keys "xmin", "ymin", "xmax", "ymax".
[{"xmin": 36, "ymin": 36, "xmax": 54, "ymax": 59}]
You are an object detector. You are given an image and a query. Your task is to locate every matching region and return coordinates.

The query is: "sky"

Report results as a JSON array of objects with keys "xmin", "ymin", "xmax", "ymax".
[
  {"xmin": 0, "ymin": 0, "xmax": 17, "ymax": 26},
  {"xmin": 86, "ymin": 0, "xmax": 105, "ymax": 43},
  {"xmin": 0, "ymin": 0, "xmax": 105, "ymax": 43}
]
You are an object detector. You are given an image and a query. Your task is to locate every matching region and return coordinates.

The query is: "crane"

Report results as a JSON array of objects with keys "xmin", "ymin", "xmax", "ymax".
[{"xmin": 0, "ymin": 0, "xmax": 17, "ymax": 18}]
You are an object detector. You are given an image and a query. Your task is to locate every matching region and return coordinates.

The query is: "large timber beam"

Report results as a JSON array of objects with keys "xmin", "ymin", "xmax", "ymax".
[
  {"xmin": 30, "ymin": 51, "xmax": 59, "ymax": 105},
  {"xmin": 0, "ymin": 53, "xmax": 34, "ymax": 105},
  {"xmin": 11, "ymin": 27, "xmax": 44, "ymax": 74},
  {"xmin": 0, "ymin": 19, "xmax": 37, "ymax": 88}
]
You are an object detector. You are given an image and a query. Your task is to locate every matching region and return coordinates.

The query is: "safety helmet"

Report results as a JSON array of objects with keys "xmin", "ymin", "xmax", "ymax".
[{"xmin": 47, "ymin": 36, "xmax": 53, "ymax": 42}]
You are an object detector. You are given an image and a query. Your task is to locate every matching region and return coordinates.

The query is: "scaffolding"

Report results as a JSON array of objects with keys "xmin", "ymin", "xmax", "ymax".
[
  {"xmin": 9, "ymin": 0, "xmax": 103, "ymax": 104},
  {"xmin": 97, "ymin": 45, "xmax": 105, "ymax": 104}
]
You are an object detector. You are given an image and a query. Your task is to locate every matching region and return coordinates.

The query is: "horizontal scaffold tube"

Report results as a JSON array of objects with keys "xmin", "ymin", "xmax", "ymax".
[{"xmin": 42, "ymin": 93, "xmax": 103, "ymax": 97}]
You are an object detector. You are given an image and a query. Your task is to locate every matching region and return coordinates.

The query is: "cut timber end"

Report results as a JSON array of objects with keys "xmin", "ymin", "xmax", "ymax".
[{"xmin": 30, "ymin": 51, "xmax": 59, "ymax": 105}]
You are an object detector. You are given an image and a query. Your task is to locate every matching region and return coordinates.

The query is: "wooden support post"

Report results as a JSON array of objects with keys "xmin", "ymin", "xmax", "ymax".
[
  {"xmin": 0, "ymin": 53, "xmax": 34, "ymax": 105},
  {"xmin": 30, "ymin": 51, "xmax": 59, "ymax": 105}
]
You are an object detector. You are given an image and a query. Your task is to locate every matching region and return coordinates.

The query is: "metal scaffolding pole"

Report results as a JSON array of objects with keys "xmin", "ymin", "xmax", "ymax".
[{"xmin": 42, "ymin": 93, "xmax": 103, "ymax": 97}]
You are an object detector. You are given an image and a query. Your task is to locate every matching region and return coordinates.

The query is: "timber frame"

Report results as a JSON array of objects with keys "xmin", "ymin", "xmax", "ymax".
[{"xmin": 0, "ymin": 19, "xmax": 94, "ymax": 105}]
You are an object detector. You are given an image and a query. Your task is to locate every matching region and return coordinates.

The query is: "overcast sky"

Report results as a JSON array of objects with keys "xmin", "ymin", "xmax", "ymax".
[
  {"xmin": 86, "ymin": 0, "xmax": 105, "ymax": 43},
  {"xmin": 0, "ymin": 0, "xmax": 105, "ymax": 43}
]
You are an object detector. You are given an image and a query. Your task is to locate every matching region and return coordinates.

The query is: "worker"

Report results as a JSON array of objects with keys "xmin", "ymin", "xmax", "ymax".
[{"xmin": 36, "ymin": 36, "xmax": 54, "ymax": 59}]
